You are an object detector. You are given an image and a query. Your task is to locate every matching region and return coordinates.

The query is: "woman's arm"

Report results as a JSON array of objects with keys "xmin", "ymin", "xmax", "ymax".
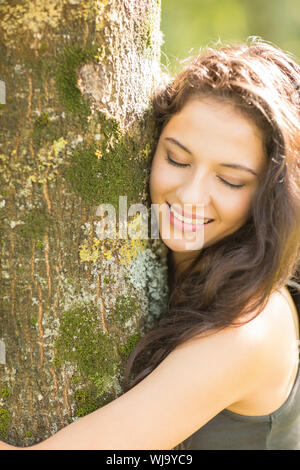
[
  {"xmin": 1, "ymin": 320, "xmax": 264, "ymax": 450},
  {"xmin": 0, "ymin": 442, "xmax": 17, "ymax": 450}
]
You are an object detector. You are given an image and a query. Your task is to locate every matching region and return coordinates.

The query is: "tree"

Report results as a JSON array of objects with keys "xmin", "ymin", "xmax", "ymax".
[{"xmin": 0, "ymin": 0, "xmax": 168, "ymax": 446}]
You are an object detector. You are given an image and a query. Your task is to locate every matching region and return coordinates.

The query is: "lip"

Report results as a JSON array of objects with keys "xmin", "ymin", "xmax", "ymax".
[
  {"xmin": 166, "ymin": 203, "xmax": 214, "ymax": 232},
  {"xmin": 167, "ymin": 202, "xmax": 214, "ymax": 222}
]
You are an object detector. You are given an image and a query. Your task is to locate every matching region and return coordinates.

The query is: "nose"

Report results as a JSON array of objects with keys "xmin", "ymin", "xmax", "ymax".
[{"xmin": 175, "ymin": 168, "xmax": 211, "ymax": 208}]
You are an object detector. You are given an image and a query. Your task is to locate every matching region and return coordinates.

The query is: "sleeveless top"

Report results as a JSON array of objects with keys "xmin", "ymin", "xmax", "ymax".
[{"xmin": 180, "ymin": 281, "xmax": 300, "ymax": 450}]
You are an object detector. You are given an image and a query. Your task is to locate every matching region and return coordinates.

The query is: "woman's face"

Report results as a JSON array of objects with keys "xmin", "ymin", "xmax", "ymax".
[{"xmin": 149, "ymin": 97, "xmax": 267, "ymax": 264}]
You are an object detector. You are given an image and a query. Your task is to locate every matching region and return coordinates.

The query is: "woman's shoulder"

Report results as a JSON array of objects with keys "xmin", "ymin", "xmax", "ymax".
[
  {"xmin": 181, "ymin": 285, "xmax": 300, "ymax": 415},
  {"xmin": 185, "ymin": 286, "xmax": 296, "ymax": 355},
  {"xmin": 240, "ymin": 286, "xmax": 299, "ymax": 379},
  {"xmin": 224, "ymin": 286, "xmax": 300, "ymax": 415},
  {"xmin": 255, "ymin": 286, "xmax": 299, "ymax": 356},
  {"xmin": 166, "ymin": 285, "xmax": 299, "ymax": 419},
  {"xmin": 231, "ymin": 285, "xmax": 299, "ymax": 349}
]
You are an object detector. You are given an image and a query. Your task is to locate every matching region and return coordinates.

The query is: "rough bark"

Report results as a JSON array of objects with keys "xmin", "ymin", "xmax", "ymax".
[{"xmin": 0, "ymin": 0, "xmax": 168, "ymax": 446}]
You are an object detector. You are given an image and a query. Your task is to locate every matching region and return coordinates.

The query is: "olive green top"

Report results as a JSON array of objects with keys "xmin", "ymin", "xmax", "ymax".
[{"xmin": 181, "ymin": 282, "xmax": 300, "ymax": 450}]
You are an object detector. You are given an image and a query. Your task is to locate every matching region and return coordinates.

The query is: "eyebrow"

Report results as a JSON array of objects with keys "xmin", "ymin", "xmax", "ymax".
[{"xmin": 164, "ymin": 137, "xmax": 258, "ymax": 177}]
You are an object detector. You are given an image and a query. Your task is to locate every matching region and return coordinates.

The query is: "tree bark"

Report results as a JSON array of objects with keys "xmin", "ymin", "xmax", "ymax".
[{"xmin": 0, "ymin": 0, "xmax": 168, "ymax": 446}]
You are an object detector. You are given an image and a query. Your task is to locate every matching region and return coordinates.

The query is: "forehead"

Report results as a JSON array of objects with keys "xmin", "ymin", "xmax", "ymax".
[{"xmin": 162, "ymin": 98, "xmax": 267, "ymax": 173}]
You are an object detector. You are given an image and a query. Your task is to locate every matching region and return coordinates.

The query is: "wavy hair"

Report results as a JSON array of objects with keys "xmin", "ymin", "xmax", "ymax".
[{"xmin": 123, "ymin": 39, "xmax": 300, "ymax": 391}]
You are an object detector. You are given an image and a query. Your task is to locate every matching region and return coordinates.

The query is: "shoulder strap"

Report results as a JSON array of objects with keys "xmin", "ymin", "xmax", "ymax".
[{"xmin": 286, "ymin": 280, "xmax": 300, "ymax": 315}]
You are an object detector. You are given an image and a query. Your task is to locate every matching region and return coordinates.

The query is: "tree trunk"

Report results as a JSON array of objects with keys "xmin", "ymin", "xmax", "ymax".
[{"xmin": 0, "ymin": 0, "xmax": 168, "ymax": 446}]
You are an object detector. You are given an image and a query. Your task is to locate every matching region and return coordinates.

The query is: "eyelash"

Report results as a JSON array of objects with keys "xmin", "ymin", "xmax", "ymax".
[{"xmin": 165, "ymin": 154, "xmax": 245, "ymax": 190}]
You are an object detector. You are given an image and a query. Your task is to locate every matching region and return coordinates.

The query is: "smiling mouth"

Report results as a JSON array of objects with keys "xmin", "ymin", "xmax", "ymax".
[{"xmin": 167, "ymin": 203, "xmax": 214, "ymax": 226}]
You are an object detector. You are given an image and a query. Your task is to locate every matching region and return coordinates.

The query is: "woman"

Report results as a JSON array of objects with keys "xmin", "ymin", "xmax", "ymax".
[{"xmin": 1, "ymin": 38, "xmax": 300, "ymax": 450}]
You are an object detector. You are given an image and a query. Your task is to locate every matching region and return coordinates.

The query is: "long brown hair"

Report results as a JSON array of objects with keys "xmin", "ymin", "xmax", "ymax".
[{"xmin": 123, "ymin": 39, "xmax": 300, "ymax": 391}]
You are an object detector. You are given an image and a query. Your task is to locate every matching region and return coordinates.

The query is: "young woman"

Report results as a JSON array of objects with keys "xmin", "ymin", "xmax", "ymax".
[{"xmin": 1, "ymin": 38, "xmax": 300, "ymax": 450}]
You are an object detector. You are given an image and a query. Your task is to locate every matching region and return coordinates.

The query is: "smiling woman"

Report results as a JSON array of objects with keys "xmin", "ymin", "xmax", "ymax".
[
  {"xmin": 123, "ymin": 39, "xmax": 300, "ymax": 449},
  {"xmin": 1, "ymin": 39, "xmax": 300, "ymax": 451},
  {"xmin": 149, "ymin": 97, "xmax": 266, "ymax": 258}
]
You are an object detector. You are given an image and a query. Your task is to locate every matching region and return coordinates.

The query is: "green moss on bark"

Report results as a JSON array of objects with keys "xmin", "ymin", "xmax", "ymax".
[
  {"xmin": 17, "ymin": 208, "xmax": 51, "ymax": 240},
  {"xmin": 33, "ymin": 113, "xmax": 61, "ymax": 149},
  {"xmin": 118, "ymin": 333, "xmax": 141, "ymax": 360},
  {"xmin": 111, "ymin": 295, "xmax": 140, "ymax": 327},
  {"xmin": 55, "ymin": 295, "xmax": 145, "ymax": 417},
  {"xmin": 0, "ymin": 387, "xmax": 11, "ymax": 400},
  {"xmin": 0, "ymin": 408, "xmax": 10, "ymax": 439},
  {"xmin": 55, "ymin": 304, "xmax": 120, "ymax": 394},
  {"xmin": 63, "ymin": 114, "xmax": 148, "ymax": 207},
  {"xmin": 74, "ymin": 385, "xmax": 114, "ymax": 418},
  {"xmin": 55, "ymin": 44, "xmax": 98, "ymax": 118}
]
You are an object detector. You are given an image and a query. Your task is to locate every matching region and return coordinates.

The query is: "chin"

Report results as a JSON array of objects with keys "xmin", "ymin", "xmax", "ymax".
[{"xmin": 161, "ymin": 235, "xmax": 205, "ymax": 253}]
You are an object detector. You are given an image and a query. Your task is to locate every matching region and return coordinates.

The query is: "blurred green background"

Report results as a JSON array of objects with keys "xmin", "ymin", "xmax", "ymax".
[{"xmin": 161, "ymin": 0, "xmax": 300, "ymax": 74}]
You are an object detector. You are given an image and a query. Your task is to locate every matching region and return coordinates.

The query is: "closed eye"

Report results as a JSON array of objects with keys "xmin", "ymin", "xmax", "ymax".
[
  {"xmin": 217, "ymin": 176, "xmax": 245, "ymax": 189},
  {"xmin": 166, "ymin": 154, "xmax": 245, "ymax": 189},
  {"xmin": 166, "ymin": 154, "xmax": 189, "ymax": 168}
]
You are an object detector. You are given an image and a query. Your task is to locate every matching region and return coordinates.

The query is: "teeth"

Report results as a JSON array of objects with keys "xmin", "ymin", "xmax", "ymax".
[{"xmin": 170, "ymin": 207, "xmax": 212, "ymax": 225}]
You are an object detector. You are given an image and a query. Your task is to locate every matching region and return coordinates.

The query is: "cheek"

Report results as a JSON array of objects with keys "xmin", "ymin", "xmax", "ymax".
[
  {"xmin": 150, "ymin": 161, "xmax": 172, "ymax": 198},
  {"xmin": 215, "ymin": 190, "xmax": 253, "ymax": 223}
]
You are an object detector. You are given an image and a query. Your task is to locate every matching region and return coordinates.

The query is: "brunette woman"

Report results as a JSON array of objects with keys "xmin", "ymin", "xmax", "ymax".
[{"xmin": 1, "ymin": 38, "xmax": 300, "ymax": 450}]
